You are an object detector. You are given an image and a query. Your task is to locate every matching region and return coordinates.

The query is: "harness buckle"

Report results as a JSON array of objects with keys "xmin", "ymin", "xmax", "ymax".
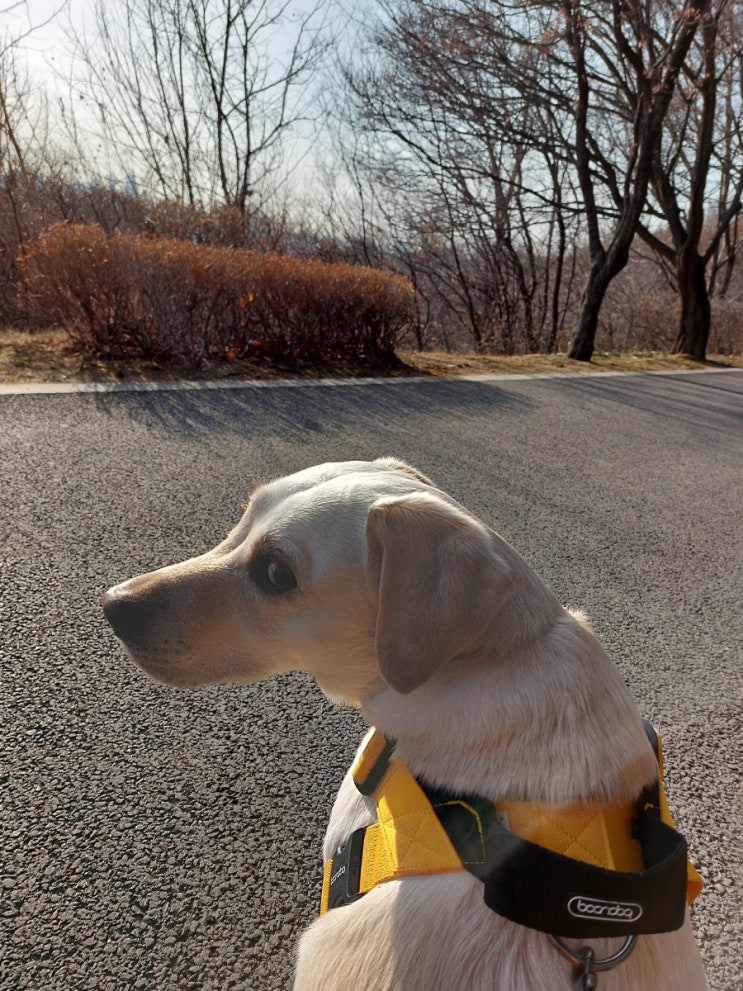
[{"xmin": 326, "ymin": 828, "xmax": 366, "ymax": 912}]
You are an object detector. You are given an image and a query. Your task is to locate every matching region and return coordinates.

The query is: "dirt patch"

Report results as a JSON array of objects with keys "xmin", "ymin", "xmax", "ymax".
[{"xmin": 1, "ymin": 327, "xmax": 741, "ymax": 385}]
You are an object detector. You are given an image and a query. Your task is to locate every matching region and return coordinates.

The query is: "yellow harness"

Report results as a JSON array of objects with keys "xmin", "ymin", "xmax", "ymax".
[{"xmin": 321, "ymin": 728, "xmax": 703, "ymax": 937}]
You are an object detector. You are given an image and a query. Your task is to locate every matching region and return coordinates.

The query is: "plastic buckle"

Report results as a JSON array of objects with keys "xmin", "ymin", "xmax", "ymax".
[{"xmin": 327, "ymin": 828, "xmax": 366, "ymax": 911}]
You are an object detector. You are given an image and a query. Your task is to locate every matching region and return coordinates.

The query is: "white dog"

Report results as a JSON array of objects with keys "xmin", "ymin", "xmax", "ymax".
[{"xmin": 102, "ymin": 458, "xmax": 708, "ymax": 991}]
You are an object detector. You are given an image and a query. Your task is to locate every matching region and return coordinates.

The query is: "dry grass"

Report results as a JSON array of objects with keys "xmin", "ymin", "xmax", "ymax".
[
  {"xmin": 1, "ymin": 326, "xmax": 741, "ymax": 385},
  {"xmin": 399, "ymin": 349, "xmax": 743, "ymax": 376},
  {"xmin": 0, "ymin": 327, "xmax": 411, "ymax": 384}
]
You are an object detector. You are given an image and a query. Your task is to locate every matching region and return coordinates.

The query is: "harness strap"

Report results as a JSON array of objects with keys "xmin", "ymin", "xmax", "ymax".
[
  {"xmin": 320, "ymin": 739, "xmax": 463, "ymax": 914},
  {"xmin": 320, "ymin": 726, "xmax": 703, "ymax": 937},
  {"xmin": 476, "ymin": 805, "xmax": 690, "ymax": 936}
]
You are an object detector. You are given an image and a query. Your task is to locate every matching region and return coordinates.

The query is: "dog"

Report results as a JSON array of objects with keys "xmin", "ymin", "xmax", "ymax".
[{"xmin": 102, "ymin": 457, "xmax": 708, "ymax": 990}]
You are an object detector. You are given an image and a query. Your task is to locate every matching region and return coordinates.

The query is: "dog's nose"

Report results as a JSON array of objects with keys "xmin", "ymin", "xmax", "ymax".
[
  {"xmin": 101, "ymin": 585, "xmax": 131, "ymax": 635},
  {"xmin": 102, "ymin": 584, "xmax": 152, "ymax": 643}
]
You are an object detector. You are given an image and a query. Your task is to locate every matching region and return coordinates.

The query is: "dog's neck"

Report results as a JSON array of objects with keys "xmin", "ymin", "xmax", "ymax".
[{"xmin": 361, "ymin": 611, "xmax": 657, "ymax": 808}]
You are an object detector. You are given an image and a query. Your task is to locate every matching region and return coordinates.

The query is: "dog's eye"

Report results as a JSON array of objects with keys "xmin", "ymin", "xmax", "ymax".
[{"xmin": 250, "ymin": 554, "xmax": 298, "ymax": 595}]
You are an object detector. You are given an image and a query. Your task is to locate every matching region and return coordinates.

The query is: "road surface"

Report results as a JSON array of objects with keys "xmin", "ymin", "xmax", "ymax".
[{"xmin": 2, "ymin": 369, "xmax": 741, "ymax": 990}]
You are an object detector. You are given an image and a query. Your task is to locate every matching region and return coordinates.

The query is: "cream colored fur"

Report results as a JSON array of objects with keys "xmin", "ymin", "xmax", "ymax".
[{"xmin": 102, "ymin": 458, "xmax": 708, "ymax": 991}]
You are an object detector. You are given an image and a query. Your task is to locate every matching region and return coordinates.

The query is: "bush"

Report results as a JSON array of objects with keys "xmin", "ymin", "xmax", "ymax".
[{"xmin": 18, "ymin": 224, "xmax": 414, "ymax": 368}]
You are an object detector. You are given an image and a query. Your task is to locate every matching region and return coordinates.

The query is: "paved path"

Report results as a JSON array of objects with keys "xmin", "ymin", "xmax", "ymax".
[{"xmin": 2, "ymin": 370, "xmax": 741, "ymax": 990}]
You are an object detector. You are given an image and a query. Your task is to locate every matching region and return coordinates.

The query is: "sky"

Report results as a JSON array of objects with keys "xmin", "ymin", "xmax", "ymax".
[
  {"xmin": 11, "ymin": 0, "xmax": 354, "ymax": 85},
  {"xmin": 5, "ymin": 0, "xmax": 358, "ymax": 202},
  {"xmin": 6, "ymin": 0, "xmax": 79, "ymax": 82}
]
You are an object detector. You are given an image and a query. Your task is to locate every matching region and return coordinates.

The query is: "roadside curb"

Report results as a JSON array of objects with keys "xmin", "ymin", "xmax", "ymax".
[{"xmin": 0, "ymin": 364, "xmax": 739, "ymax": 397}]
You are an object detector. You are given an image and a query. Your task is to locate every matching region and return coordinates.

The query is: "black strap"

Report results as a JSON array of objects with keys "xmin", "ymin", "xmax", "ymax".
[
  {"xmin": 354, "ymin": 736, "xmax": 396, "ymax": 797},
  {"xmin": 478, "ymin": 808, "xmax": 688, "ymax": 937},
  {"xmin": 426, "ymin": 786, "xmax": 688, "ymax": 938},
  {"xmin": 326, "ymin": 829, "xmax": 366, "ymax": 912}
]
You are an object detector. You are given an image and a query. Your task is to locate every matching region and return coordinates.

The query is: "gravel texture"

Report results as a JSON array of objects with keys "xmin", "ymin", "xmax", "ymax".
[{"xmin": 1, "ymin": 369, "xmax": 741, "ymax": 990}]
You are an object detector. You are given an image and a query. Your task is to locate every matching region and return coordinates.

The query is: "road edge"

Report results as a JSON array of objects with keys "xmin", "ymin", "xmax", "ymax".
[{"xmin": 1, "ymin": 365, "xmax": 741, "ymax": 397}]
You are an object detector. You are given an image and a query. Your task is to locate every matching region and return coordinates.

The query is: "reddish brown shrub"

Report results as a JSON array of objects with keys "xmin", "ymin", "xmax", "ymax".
[{"xmin": 18, "ymin": 224, "xmax": 414, "ymax": 367}]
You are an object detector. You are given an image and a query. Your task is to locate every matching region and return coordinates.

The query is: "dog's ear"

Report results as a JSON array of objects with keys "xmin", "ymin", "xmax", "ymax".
[{"xmin": 366, "ymin": 492, "xmax": 510, "ymax": 694}]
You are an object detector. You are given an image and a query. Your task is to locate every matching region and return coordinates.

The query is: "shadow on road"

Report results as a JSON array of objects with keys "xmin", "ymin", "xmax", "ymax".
[
  {"xmin": 91, "ymin": 377, "xmax": 535, "ymax": 440},
  {"xmin": 554, "ymin": 372, "xmax": 743, "ymax": 439}
]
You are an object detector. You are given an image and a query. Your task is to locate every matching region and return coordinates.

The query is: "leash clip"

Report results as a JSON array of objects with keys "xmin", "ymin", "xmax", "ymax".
[
  {"xmin": 548, "ymin": 934, "xmax": 637, "ymax": 989},
  {"xmin": 576, "ymin": 946, "xmax": 598, "ymax": 990}
]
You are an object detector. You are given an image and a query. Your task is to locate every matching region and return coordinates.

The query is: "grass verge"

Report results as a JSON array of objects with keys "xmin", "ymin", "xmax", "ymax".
[{"xmin": 1, "ymin": 326, "xmax": 741, "ymax": 385}]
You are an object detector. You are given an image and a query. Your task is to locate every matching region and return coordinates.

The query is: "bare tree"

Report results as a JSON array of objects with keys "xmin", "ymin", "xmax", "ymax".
[
  {"xmin": 336, "ymin": 1, "xmax": 579, "ymax": 353},
  {"xmin": 0, "ymin": 1, "xmax": 68, "ymax": 319},
  {"xmin": 339, "ymin": 0, "xmax": 715, "ymax": 359},
  {"xmin": 516, "ymin": 0, "xmax": 710, "ymax": 360},
  {"xmin": 0, "ymin": 37, "xmax": 31, "ymax": 181},
  {"xmin": 636, "ymin": 0, "xmax": 743, "ymax": 359},
  {"xmin": 63, "ymin": 0, "xmax": 330, "ymax": 213},
  {"xmin": 1, "ymin": 0, "xmax": 66, "ymax": 177}
]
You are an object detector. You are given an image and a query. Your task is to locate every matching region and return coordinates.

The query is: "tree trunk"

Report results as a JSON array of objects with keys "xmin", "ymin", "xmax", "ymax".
[
  {"xmin": 673, "ymin": 252, "xmax": 710, "ymax": 360},
  {"xmin": 568, "ymin": 253, "xmax": 613, "ymax": 361}
]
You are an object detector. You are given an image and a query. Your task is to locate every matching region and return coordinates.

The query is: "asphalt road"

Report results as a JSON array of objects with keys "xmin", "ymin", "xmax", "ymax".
[{"xmin": 2, "ymin": 369, "xmax": 741, "ymax": 991}]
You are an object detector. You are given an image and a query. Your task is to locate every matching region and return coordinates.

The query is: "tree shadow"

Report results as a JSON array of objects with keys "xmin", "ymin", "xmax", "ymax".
[
  {"xmin": 90, "ymin": 377, "xmax": 534, "ymax": 441},
  {"xmin": 559, "ymin": 370, "xmax": 743, "ymax": 437}
]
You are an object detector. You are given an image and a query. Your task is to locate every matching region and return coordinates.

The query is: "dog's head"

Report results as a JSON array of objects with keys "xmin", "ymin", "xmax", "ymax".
[{"xmin": 102, "ymin": 458, "xmax": 559, "ymax": 703}]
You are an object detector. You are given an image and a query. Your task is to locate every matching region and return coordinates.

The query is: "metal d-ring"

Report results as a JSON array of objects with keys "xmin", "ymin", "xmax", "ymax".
[{"xmin": 548, "ymin": 935, "xmax": 637, "ymax": 988}]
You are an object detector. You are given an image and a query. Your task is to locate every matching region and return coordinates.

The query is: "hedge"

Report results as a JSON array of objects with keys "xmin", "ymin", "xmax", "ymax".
[{"xmin": 18, "ymin": 223, "xmax": 414, "ymax": 367}]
